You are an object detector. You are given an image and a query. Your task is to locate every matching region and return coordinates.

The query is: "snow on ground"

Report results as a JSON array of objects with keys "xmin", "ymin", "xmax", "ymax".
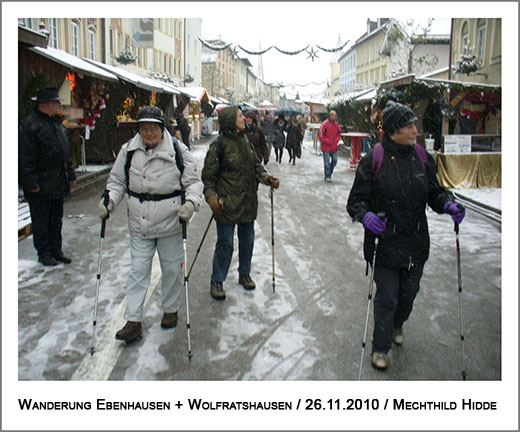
[{"xmin": 451, "ymin": 186, "xmax": 501, "ymax": 211}]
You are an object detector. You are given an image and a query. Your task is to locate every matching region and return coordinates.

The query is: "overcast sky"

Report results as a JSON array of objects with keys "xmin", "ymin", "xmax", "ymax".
[{"xmin": 201, "ymin": 13, "xmax": 452, "ymax": 99}]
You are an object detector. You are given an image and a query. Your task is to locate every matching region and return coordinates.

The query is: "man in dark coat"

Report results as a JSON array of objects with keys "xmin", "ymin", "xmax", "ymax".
[
  {"xmin": 202, "ymin": 106, "xmax": 280, "ymax": 301},
  {"xmin": 174, "ymin": 112, "xmax": 191, "ymax": 149},
  {"xmin": 347, "ymin": 101, "xmax": 466, "ymax": 371},
  {"xmin": 19, "ymin": 86, "xmax": 77, "ymax": 266},
  {"xmin": 244, "ymin": 110, "xmax": 269, "ymax": 164}
]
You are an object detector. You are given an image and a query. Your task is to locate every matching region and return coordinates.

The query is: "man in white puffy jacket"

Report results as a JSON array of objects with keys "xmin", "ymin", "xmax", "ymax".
[{"xmin": 97, "ymin": 106, "xmax": 203, "ymax": 344}]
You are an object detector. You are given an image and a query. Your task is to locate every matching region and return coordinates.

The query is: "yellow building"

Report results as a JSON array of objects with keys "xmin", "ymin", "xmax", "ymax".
[
  {"xmin": 450, "ymin": 18, "xmax": 501, "ymax": 85},
  {"xmin": 355, "ymin": 19, "xmax": 391, "ymax": 89}
]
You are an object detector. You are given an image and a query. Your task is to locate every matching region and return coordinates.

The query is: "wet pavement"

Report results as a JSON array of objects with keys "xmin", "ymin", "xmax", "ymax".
[{"xmin": 16, "ymin": 138, "xmax": 502, "ymax": 382}]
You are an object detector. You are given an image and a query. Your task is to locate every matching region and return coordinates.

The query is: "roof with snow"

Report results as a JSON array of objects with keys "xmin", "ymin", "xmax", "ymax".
[{"xmin": 29, "ymin": 46, "xmax": 119, "ymax": 82}]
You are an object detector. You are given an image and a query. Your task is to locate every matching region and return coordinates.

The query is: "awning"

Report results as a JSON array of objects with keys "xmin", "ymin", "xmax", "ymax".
[
  {"xmin": 353, "ymin": 88, "xmax": 377, "ymax": 102},
  {"xmin": 83, "ymin": 59, "xmax": 180, "ymax": 95},
  {"xmin": 178, "ymin": 86, "xmax": 210, "ymax": 103},
  {"xmin": 29, "ymin": 46, "xmax": 118, "ymax": 82}
]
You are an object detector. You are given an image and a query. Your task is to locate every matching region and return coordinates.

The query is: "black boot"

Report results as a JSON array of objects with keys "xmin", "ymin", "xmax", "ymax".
[
  {"xmin": 38, "ymin": 252, "xmax": 58, "ymax": 266},
  {"xmin": 52, "ymin": 250, "xmax": 72, "ymax": 264}
]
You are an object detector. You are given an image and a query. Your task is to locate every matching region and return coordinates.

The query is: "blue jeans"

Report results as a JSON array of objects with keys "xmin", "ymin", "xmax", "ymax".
[
  {"xmin": 211, "ymin": 221, "xmax": 255, "ymax": 283},
  {"xmin": 322, "ymin": 151, "xmax": 338, "ymax": 179}
]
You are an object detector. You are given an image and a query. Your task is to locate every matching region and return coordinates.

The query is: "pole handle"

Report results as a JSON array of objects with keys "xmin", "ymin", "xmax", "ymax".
[
  {"xmin": 454, "ymin": 221, "xmax": 459, "ymax": 234},
  {"xmin": 100, "ymin": 189, "xmax": 110, "ymax": 238}
]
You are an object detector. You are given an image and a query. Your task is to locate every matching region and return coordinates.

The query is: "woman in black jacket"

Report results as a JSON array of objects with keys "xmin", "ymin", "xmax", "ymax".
[
  {"xmin": 285, "ymin": 114, "xmax": 302, "ymax": 165},
  {"xmin": 347, "ymin": 101, "xmax": 466, "ymax": 371}
]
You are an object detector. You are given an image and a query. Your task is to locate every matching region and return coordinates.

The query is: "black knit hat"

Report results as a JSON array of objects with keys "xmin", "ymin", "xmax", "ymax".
[
  {"xmin": 382, "ymin": 101, "xmax": 417, "ymax": 136},
  {"xmin": 31, "ymin": 86, "xmax": 63, "ymax": 103}
]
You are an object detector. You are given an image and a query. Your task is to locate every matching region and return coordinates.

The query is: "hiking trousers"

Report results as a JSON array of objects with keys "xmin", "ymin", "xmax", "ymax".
[
  {"xmin": 125, "ymin": 233, "xmax": 184, "ymax": 321},
  {"xmin": 372, "ymin": 263, "xmax": 424, "ymax": 354}
]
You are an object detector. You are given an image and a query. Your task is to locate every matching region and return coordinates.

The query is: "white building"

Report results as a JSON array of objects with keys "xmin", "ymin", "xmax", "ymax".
[
  {"xmin": 183, "ymin": 18, "xmax": 202, "ymax": 87},
  {"xmin": 339, "ymin": 47, "xmax": 357, "ymax": 93}
]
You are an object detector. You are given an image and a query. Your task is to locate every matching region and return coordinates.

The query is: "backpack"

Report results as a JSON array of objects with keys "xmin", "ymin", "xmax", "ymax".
[
  {"xmin": 371, "ymin": 143, "xmax": 428, "ymax": 181},
  {"xmin": 124, "ymin": 136, "xmax": 185, "ymax": 201}
]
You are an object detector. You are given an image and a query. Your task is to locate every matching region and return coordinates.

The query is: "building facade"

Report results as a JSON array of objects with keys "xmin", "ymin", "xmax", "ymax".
[{"xmin": 451, "ymin": 18, "xmax": 501, "ymax": 85}]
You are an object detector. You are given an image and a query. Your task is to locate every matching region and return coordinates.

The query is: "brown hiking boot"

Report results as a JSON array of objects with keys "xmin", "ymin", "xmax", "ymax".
[
  {"xmin": 161, "ymin": 312, "xmax": 178, "ymax": 329},
  {"xmin": 238, "ymin": 274, "xmax": 256, "ymax": 291},
  {"xmin": 210, "ymin": 280, "xmax": 226, "ymax": 300},
  {"xmin": 115, "ymin": 321, "xmax": 142, "ymax": 344}
]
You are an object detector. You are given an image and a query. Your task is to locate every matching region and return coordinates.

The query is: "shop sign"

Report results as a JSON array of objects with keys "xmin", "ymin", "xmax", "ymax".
[{"xmin": 443, "ymin": 135, "xmax": 472, "ymax": 154}]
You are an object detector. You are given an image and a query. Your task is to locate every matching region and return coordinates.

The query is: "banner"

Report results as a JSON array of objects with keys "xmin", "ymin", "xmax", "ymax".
[{"xmin": 131, "ymin": 18, "xmax": 154, "ymax": 48}]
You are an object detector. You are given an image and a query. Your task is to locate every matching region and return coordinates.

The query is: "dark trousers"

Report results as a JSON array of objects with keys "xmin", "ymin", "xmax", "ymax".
[
  {"xmin": 27, "ymin": 197, "xmax": 64, "ymax": 257},
  {"xmin": 211, "ymin": 221, "xmax": 255, "ymax": 283},
  {"xmin": 274, "ymin": 147, "xmax": 284, "ymax": 162},
  {"xmin": 372, "ymin": 263, "xmax": 424, "ymax": 354}
]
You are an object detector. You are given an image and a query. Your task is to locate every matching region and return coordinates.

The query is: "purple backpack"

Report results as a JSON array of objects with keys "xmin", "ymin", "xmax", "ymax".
[{"xmin": 371, "ymin": 143, "xmax": 428, "ymax": 181}]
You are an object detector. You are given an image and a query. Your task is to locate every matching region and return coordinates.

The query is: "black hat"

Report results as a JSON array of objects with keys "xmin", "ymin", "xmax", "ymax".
[
  {"xmin": 137, "ymin": 106, "xmax": 164, "ymax": 126},
  {"xmin": 382, "ymin": 101, "xmax": 417, "ymax": 136},
  {"xmin": 31, "ymin": 86, "xmax": 63, "ymax": 103}
]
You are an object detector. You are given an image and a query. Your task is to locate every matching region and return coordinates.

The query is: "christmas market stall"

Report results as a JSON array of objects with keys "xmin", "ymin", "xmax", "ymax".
[
  {"xmin": 176, "ymin": 86, "xmax": 213, "ymax": 142},
  {"xmin": 83, "ymin": 59, "xmax": 183, "ymax": 161},
  {"xmin": 376, "ymin": 74, "xmax": 501, "ymax": 188},
  {"xmin": 19, "ymin": 43, "xmax": 120, "ymax": 168}
]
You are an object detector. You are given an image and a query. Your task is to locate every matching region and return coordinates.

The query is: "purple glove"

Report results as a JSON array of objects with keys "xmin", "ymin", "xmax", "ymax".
[
  {"xmin": 362, "ymin": 212, "xmax": 387, "ymax": 235},
  {"xmin": 444, "ymin": 201, "xmax": 466, "ymax": 224}
]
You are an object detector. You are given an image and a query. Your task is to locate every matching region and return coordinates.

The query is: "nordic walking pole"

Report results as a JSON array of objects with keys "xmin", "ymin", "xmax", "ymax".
[
  {"xmin": 90, "ymin": 189, "xmax": 110, "ymax": 356},
  {"xmin": 181, "ymin": 191, "xmax": 193, "ymax": 362},
  {"xmin": 454, "ymin": 221, "xmax": 466, "ymax": 380},
  {"xmin": 270, "ymin": 186, "xmax": 275, "ymax": 293},
  {"xmin": 187, "ymin": 214, "xmax": 214, "ymax": 280},
  {"xmin": 358, "ymin": 212, "xmax": 385, "ymax": 380}
]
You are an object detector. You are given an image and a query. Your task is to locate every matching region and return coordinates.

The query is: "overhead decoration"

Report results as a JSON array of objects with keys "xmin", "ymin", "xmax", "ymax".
[
  {"xmin": 315, "ymin": 40, "xmax": 350, "ymax": 52},
  {"xmin": 199, "ymin": 37, "xmax": 349, "ymax": 62}
]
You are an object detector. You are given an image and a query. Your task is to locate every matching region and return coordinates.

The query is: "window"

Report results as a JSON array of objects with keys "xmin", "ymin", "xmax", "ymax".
[
  {"xmin": 163, "ymin": 53, "xmax": 167, "ymax": 73},
  {"xmin": 158, "ymin": 50, "xmax": 162, "ymax": 72},
  {"xmin": 476, "ymin": 19, "xmax": 487, "ymax": 63},
  {"xmin": 169, "ymin": 56, "xmax": 172, "ymax": 75},
  {"xmin": 152, "ymin": 49, "xmax": 156, "ymax": 70},
  {"xmin": 49, "ymin": 18, "xmax": 59, "ymax": 48},
  {"xmin": 71, "ymin": 21, "xmax": 79, "ymax": 56},
  {"xmin": 117, "ymin": 31, "xmax": 122, "ymax": 55},
  {"xmin": 461, "ymin": 21, "xmax": 469, "ymax": 53},
  {"xmin": 109, "ymin": 28, "xmax": 115, "ymax": 56},
  {"xmin": 125, "ymin": 35, "xmax": 130, "ymax": 52},
  {"xmin": 491, "ymin": 18, "xmax": 501, "ymax": 62},
  {"xmin": 88, "ymin": 29, "xmax": 96, "ymax": 60}
]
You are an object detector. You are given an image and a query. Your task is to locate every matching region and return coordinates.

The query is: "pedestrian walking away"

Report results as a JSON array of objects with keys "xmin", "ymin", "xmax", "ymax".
[
  {"xmin": 96, "ymin": 105, "xmax": 203, "ymax": 344},
  {"xmin": 286, "ymin": 114, "xmax": 303, "ymax": 165},
  {"xmin": 346, "ymin": 100, "xmax": 466, "ymax": 373},
  {"xmin": 18, "ymin": 86, "xmax": 77, "ymax": 266},
  {"xmin": 244, "ymin": 110, "xmax": 270, "ymax": 165},
  {"xmin": 272, "ymin": 114, "xmax": 287, "ymax": 163},
  {"xmin": 318, "ymin": 110, "xmax": 341, "ymax": 182},
  {"xmin": 260, "ymin": 112, "xmax": 274, "ymax": 155},
  {"xmin": 173, "ymin": 111, "xmax": 191, "ymax": 149},
  {"xmin": 201, "ymin": 105, "xmax": 280, "ymax": 301}
]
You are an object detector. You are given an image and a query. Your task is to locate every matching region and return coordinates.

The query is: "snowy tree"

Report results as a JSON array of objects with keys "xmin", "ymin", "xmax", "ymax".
[{"xmin": 381, "ymin": 19, "xmax": 440, "ymax": 76}]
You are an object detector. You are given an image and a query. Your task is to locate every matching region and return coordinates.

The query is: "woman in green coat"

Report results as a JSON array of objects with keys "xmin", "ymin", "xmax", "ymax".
[{"xmin": 202, "ymin": 106, "xmax": 280, "ymax": 300}]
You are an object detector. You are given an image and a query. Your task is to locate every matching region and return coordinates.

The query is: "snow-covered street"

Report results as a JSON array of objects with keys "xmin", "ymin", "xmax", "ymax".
[{"xmin": 16, "ymin": 137, "xmax": 502, "ymax": 381}]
